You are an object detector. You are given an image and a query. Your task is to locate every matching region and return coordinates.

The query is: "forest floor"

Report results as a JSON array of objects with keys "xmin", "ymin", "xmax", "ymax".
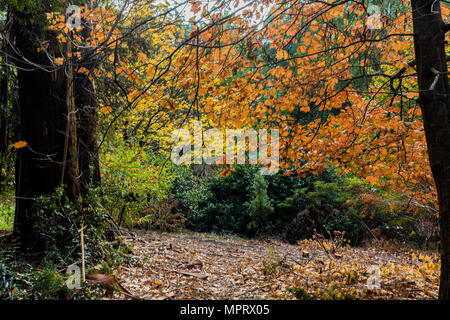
[{"xmin": 110, "ymin": 230, "xmax": 440, "ymax": 300}]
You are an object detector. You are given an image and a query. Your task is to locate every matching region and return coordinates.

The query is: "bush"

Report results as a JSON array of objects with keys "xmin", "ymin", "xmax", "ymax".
[
  {"xmin": 282, "ymin": 178, "xmax": 372, "ymax": 244},
  {"xmin": 282, "ymin": 201, "xmax": 365, "ymax": 245},
  {"xmin": 0, "ymin": 205, "xmax": 14, "ymax": 230},
  {"xmin": 100, "ymin": 140, "xmax": 176, "ymax": 228},
  {"xmin": 0, "ymin": 245, "xmax": 33, "ymax": 299},
  {"xmin": 173, "ymin": 165, "xmax": 347, "ymax": 237},
  {"xmin": 0, "ymin": 187, "xmax": 135, "ymax": 300},
  {"xmin": 281, "ymin": 174, "xmax": 420, "ymax": 245},
  {"xmin": 246, "ymin": 172, "xmax": 274, "ymax": 236},
  {"xmin": 136, "ymin": 197, "xmax": 185, "ymax": 232},
  {"xmin": 0, "ymin": 245, "xmax": 82, "ymax": 299},
  {"xmin": 28, "ymin": 187, "xmax": 108, "ymax": 263},
  {"xmin": 173, "ymin": 163, "xmax": 416, "ymax": 245},
  {"xmin": 172, "ymin": 165, "xmax": 257, "ymax": 235},
  {"xmin": 32, "ymin": 260, "xmax": 71, "ymax": 299}
]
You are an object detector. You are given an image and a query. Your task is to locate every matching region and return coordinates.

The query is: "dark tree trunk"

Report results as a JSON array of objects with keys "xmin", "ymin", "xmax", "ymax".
[
  {"xmin": 75, "ymin": 69, "xmax": 101, "ymax": 198},
  {"xmin": 12, "ymin": 8, "xmax": 67, "ymax": 246},
  {"xmin": 0, "ymin": 13, "xmax": 12, "ymax": 191},
  {"xmin": 11, "ymin": 3, "xmax": 99, "ymax": 248},
  {"xmin": 75, "ymin": 9, "xmax": 101, "ymax": 198},
  {"xmin": 411, "ymin": 0, "xmax": 450, "ymax": 299}
]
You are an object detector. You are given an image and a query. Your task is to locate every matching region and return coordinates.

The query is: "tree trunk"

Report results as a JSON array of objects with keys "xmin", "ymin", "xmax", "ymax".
[
  {"xmin": 0, "ymin": 13, "xmax": 12, "ymax": 192},
  {"xmin": 75, "ymin": 78, "xmax": 101, "ymax": 197},
  {"xmin": 410, "ymin": 0, "xmax": 450, "ymax": 299},
  {"xmin": 11, "ymin": 2, "xmax": 99, "ymax": 248},
  {"xmin": 12, "ymin": 8, "xmax": 67, "ymax": 247},
  {"xmin": 75, "ymin": 7, "xmax": 101, "ymax": 198},
  {"xmin": 75, "ymin": 63, "xmax": 101, "ymax": 198}
]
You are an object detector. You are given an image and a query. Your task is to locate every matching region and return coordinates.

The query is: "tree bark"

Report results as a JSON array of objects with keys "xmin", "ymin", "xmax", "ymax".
[
  {"xmin": 12, "ymin": 7, "xmax": 67, "ymax": 246},
  {"xmin": 411, "ymin": 0, "xmax": 450, "ymax": 299},
  {"xmin": 75, "ymin": 76, "xmax": 101, "ymax": 197},
  {"xmin": 75, "ymin": 7, "xmax": 101, "ymax": 198},
  {"xmin": 11, "ymin": 2, "xmax": 99, "ymax": 248},
  {"xmin": 0, "ymin": 13, "xmax": 12, "ymax": 192}
]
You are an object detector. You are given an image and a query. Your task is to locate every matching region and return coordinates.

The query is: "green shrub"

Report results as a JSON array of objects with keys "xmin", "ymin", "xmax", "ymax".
[
  {"xmin": 28, "ymin": 187, "xmax": 108, "ymax": 263},
  {"xmin": 173, "ymin": 163, "xmax": 413, "ymax": 244},
  {"xmin": 0, "ymin": 205, "xmax": 14, "ymax": 230},
  {"xmin": 262, "ymin": 245, "xmax": 285, "ymax": 276},
  {"xmin": 0, "ymin": 248, "xmax": 100, "ymax": 300},
  {"xmin": 100, "ymin": 140, "xmax": 176, "ymax": 227},
  {"xmin": 0, "ymin": 246, "xmax": 33, "ymax": 299},
  {"xmin": 170, "ymin": 166, "xmax": 211, "ymax": 231},
  {"xmin": 172, "ymin": 165, "xmax": 257, "ymax": 235},
  {"xmin": 317, "ymin": 282, "xmax": 357, "ymax": 300},
  {"xmin": 173, "ymin": 164, "xmax": 344, "ymax": 237},
  {"xmin": 246, "ymin": 172, "xmax": 273, "ymax": 236},
  {"xmin": 173, "ymin": 164, "xmax": 326, "ymax": 236},
  {"xmin": 32, "ymin": 260, "xmax": 71, "ymax": 299},
  {"xmin": 0, "ymin": 188, "xmax": 133, "ymax": 300}
]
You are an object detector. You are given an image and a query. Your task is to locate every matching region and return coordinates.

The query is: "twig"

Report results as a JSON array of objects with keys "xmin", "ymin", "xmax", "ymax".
[
  {"xmin": 79, "ymin": 223, "xmax": 86, "ymax": 282},
  {"xmin": 163, "ymin": 268, "xmax": 208, "ymax": 280},
  {"xmin": 360, "ymin": 220, "xmax": 378, "ymax": 240}
]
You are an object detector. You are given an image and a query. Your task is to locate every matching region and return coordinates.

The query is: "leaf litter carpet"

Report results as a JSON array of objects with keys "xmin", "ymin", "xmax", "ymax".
[{"xmin": 111, "ymin": 231, "xmax": 439, "ymax": 300}]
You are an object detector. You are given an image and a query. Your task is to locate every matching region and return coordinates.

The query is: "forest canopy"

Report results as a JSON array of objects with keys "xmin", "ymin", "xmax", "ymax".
[{"xmin": 1, "ymin": 0, "xmax": 450, "ymax": 301}]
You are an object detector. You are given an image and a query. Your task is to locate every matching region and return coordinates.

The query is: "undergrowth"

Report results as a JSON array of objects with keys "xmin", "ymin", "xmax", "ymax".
[{"xmin": 0, "ymin": 188, "xmax": 135, "ymax": 300}]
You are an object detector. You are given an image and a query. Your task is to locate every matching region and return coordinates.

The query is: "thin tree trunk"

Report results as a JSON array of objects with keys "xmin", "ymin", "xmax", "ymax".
[
  {"xmin": 0, "ymin": 13, "xmax": 12, "ymax": 192},
  {"xmin": 62, "ymin": 30, "xmax": 81, "ymax": 203}
]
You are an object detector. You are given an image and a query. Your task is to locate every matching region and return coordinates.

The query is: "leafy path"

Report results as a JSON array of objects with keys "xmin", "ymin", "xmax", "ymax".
[{"xmin": 113, "ymin": 231, "xmax": 439, "ymax": 300}]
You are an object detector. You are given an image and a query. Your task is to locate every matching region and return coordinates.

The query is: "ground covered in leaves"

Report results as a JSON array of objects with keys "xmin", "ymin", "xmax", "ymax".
[{"xmin": 111, "ymin": 231, "xmax": 439, "ymax": 300}]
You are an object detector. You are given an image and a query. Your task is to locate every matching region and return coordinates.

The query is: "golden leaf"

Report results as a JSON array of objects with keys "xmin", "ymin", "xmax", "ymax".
[
  {"xmin": 54, "ymin": 57, "xmax": 64, "ymax": 66},
  {"xmin": 12, "ymin": 141, "xmax": 27, "ymax": 149},
  {"xmin": 101, "ymin": 106, "xmax": 113, "ymax": 115}
]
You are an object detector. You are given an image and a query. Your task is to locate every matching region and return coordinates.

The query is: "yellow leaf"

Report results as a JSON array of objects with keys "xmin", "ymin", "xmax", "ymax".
[
  {"xmin": 12, "ymin": 141, "xmax": 27, "ymax": 149},
  {"xmin": 137, "ymin": 52, "xmax": 147, "ymax": 62}
]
